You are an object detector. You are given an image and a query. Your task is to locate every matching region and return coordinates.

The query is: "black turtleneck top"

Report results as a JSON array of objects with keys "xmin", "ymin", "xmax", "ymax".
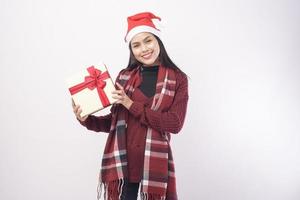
[{"xmin": 138, "ymin": 65, "xmax": 159, "ymax": 97}]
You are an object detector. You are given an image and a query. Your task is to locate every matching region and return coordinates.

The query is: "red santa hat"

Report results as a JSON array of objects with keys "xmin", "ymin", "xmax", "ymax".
[{"xmin": 125, "ymin": 12, "xmax": 161, "ymax": 43}]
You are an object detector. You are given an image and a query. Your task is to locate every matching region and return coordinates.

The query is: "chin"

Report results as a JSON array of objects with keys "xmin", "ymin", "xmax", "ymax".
[{"xmin": 141, "ymin": 59, "xmax": 157, "ymax": 66}]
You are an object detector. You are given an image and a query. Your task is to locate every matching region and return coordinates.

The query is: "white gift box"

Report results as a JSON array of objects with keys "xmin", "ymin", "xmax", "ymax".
[{"xmin": 66, "ymin": 64, "xmax": 116, "ymax": 118}]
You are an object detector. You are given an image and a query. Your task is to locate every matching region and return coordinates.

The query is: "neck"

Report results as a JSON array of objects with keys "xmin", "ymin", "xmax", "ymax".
[
  {"xmin": 142, "ymin": 60, "xmax": 160, "ymax": 67},
  {"xmin": 141, "ymin": 65, "xmax": 159, "ymax": 71}
]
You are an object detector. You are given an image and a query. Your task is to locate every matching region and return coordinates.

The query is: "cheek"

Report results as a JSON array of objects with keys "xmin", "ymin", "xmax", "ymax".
[
  {"xmin": 148, "ymin": 42, "xmax": 157, "ymax": 50},
  {"xmin": 153, "ymin": 43, "xmax": 160, "ymax": 56},
  {"xmin": 132, "ymin": 48, "xmax": 140, "ymax": 58}
]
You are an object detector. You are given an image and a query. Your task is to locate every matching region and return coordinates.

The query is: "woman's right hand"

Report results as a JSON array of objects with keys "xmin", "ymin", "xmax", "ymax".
[{"xmin": 72, "ymin": 100, "xmax": 89, "ymax": 122}]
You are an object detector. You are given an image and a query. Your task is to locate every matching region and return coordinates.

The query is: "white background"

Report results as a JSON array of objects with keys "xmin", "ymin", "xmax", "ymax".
[{"xmin": 1, "ymin": 0, "xmax": 300, "ymax": 199}]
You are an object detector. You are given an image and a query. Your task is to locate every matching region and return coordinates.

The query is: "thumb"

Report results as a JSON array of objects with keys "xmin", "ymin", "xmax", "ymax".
[{"xmin": 116, "ymin": 82, "xmax": 124, "ymax": 90}]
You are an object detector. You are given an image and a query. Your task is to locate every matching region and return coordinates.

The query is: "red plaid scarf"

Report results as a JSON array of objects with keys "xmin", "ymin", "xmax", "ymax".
[{"xmin": 97, "ymin": 65, "xmax": 177, "ymax": 200}]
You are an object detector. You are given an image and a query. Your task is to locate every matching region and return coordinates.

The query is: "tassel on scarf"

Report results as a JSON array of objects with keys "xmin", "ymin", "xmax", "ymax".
[
  {"xmin": 97, "ymin": 178, "xmax": 124, "ymax": 200},
  {"xmin": 97, "ymin": 170, "xmax": 102, "ymax": 200},
  {"xmin": 141, "ymin": 193, "xmax": 166, "ymax": 200},
  {"xmin": 97, "ymin": 182, "xmax": 103, "ymax": 200}
]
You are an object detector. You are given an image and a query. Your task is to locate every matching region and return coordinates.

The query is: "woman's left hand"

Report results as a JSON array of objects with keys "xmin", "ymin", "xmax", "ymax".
[{"xmin": 112, "ymin": 82, "xmax": 133, "ymax": 110}]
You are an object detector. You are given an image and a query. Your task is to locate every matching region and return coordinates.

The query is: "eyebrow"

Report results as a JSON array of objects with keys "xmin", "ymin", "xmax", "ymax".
[
  {"xmin": 143, "ymin": 36, "xmax": 152, "ymax": 41},
  {"xmin": 131, "ymin": 36, "xmax": 152, "ymax": 45}
]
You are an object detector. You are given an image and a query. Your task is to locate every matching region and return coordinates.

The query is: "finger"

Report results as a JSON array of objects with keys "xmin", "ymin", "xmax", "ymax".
[
  {"xmin": 111, "ymin": 90, "xmax": 123, "ymax": 95},
  {"xmin": 82, "ymin": 115, "xmax": 89, "ymax": 121},
  {"xmin": 72, "ymin": 99, "xmax": 75, "ymax": 107},
  {"xmin": 114, "ymin": 100, "xmax": 122, "ymax": 104},
  {"xmin": 73, "ymin": 105, "xmax": 80, "ymax": 113},
  {"xmin": 75, "ymin": 108, "xmax": 82, "ymax": 117},
  {"xmin": 78, "ymin": 114, "xmax": 85, "ymax": 121},
  {"xmin": 112, "ymin": 94, "xmax": 124, "ymax": 100},
  {"xmin": 112, "ymin": 89, "xmax": 126, "ymax": 97},
  {"xmin": 116, "ymin": 82, "xmax": 124, "ymax": 90},
  {"xmin": 77, "ymin": 114, "xmax": 86, "ymax": 122}
]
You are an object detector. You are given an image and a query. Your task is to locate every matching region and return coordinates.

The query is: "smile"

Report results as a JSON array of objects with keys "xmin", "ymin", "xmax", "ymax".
[{"xmin": 142, "ymin": 52, "xmax": 152, "ymax": 59}]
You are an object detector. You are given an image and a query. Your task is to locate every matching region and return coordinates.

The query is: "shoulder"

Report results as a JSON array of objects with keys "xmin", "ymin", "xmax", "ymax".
[
  {"xmin": 117, "ymin": 68, "xmax": 129, "ymax": 76},
  {"xmin": 170, "ymin": 69, "xmax": 189, "ymax": 100},
  {"xmin": 115, "ymin": 67, "xmax": 132, "ymax": 80},
  {"xmin": 174, "ymin": 69, "xmax": 188, "ymax": 88},
  {"xmin": 117, "ymin": 67, "xmax": 138, "ymax": 76},
  {"xmin": 114, "ymin": 67, "xmax": 138, "ymax": 86}
]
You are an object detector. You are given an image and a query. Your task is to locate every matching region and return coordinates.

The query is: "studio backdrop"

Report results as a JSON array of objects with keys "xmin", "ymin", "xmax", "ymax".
[{"xmin": 1, "ymin": 0, "xmax": 299, "ymax": 199}]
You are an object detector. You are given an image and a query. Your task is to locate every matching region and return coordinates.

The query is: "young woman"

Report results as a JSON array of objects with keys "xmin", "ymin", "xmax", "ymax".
[{"xmin": 72, "ymin": 12, "xmax": 188, "ymax": 200}]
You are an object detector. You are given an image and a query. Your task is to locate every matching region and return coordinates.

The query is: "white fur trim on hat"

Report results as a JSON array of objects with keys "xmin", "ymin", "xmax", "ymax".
[{"xmin": 125, "ymin": 25, "xmax": 161, "ymax": 43}]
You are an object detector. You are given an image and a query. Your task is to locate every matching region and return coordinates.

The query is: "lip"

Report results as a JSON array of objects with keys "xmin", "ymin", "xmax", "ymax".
[{"xmin": 141, "ymin": 52, "xmax": 152, "ymax": 59}]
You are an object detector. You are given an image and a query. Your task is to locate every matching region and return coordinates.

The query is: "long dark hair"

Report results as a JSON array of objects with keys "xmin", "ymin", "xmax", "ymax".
[{"xmin": 126, "ymin": 35, "xmax": 186, "ymax": 76}]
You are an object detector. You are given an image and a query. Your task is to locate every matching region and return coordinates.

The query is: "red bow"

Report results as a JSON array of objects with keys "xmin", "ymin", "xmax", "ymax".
[{"xmin": 69, "ymin": 66, "xmax": 111, "ymax": 107}]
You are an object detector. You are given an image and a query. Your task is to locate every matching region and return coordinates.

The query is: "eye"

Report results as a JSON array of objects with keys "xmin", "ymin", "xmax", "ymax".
[
  {"xmin": 132, "ymin": 44, "xmax": 139, "ymax": 48},
  {"xmin": 146, "ymin": 39, "xmax": 152, "ymax": 43}
]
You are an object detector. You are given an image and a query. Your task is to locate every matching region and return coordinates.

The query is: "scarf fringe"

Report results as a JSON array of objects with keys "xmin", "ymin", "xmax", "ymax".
[
  {"xmin": 141, "ymin": 192, "xmax": 166, "ymax": 200},
  {"xmin": 97, "ymin": 178, "xmax": 124, "ymax": 200},
  {"xmin": 97, "ymin": 182, "xmax": 102, "ymax": 200},
  {"xmin": 98, "ymin": 179, "xmax": 166, "ymax": 200}
]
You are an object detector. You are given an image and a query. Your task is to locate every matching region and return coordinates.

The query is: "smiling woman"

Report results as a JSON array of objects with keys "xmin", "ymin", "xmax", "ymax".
[{"xmin": 72, "ymin": 11, "xmax": 189, "ymax": 200}]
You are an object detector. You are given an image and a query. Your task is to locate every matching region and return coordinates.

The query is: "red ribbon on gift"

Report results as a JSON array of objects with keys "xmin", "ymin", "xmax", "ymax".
[{"xmin": 69, "ymin": 66, "xmax": 111, "ymax": 107}]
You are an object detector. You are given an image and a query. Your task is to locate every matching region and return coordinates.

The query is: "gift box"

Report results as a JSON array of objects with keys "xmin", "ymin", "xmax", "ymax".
[{"xmin": 66, "ymin": 64, "xmax": 116, "ymax": 118}]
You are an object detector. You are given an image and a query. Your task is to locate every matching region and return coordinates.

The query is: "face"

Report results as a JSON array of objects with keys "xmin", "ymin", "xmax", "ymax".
[{"xmin": 130, "ymin": 32, "xmax": 160, "ymax": 66}]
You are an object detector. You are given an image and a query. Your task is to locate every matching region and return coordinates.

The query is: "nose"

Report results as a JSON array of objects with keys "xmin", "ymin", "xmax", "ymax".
[{"xmin": 141, "ymin": 44, "xmax": 148, "ymax": 52}]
